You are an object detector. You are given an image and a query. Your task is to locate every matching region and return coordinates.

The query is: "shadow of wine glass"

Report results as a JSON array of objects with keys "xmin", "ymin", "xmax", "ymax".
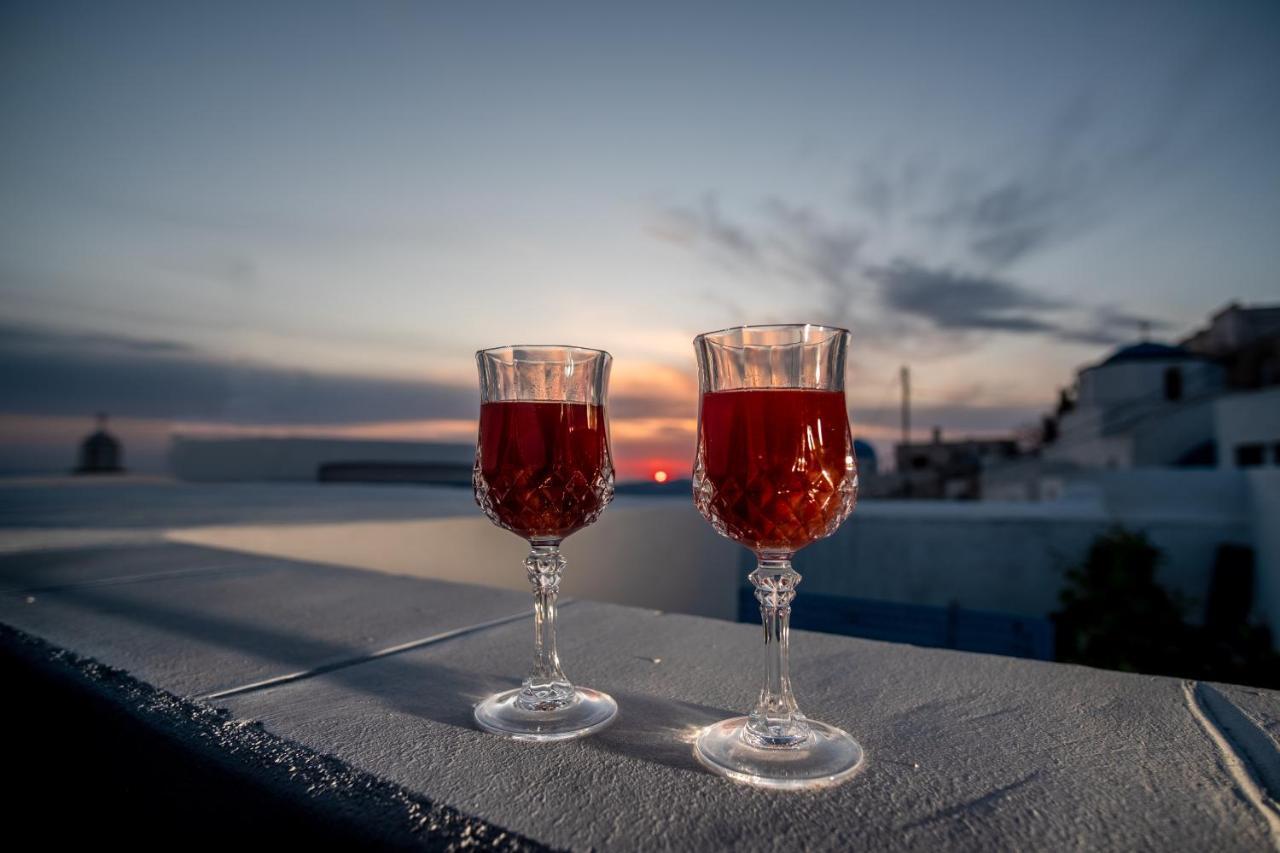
[
  {"xmin": 51, "ymin": 580, "xmax": 734, "ymax": 777},
  {"xmin": 585, "ymin": 689, "xmax": 733, "ymax": 776}
]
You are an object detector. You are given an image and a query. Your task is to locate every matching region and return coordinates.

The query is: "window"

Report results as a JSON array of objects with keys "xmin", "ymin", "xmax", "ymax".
[
  {"xmin": 1236, "ymin": 444, "xmax": 1265, "ymax": 467},
  {"xmin": 1163, "ymin": 366, "xmax": 1183, "ymax": 401}
]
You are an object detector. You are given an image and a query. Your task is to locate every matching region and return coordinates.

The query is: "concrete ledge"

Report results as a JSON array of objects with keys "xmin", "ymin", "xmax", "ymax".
[
  {"xmin": 0, "ymin": 542, "xmax": 533, "ymax": 696},
  {"xmin": 3, "ymin": 537, "xmax": 1279, "ymax": 850},
  {"xmin": 0, "ymin": 622, "xmax": 549, "ymax": 851}
]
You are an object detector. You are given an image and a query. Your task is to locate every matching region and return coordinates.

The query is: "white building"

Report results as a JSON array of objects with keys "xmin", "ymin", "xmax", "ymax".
[
  {"xmin": 1216, "ymin": 387, "xmax": 1280, "ymax": 468},
  {"xmin": 1044, "ymin": 342, "xmax": 1225, "ymax": 469},
  {"xmin": 169, "ymin": 436, "xmax": 475, "ymax": 483},
  {"xmin": 979, "ymin": 313, "xmax": 1280, "ymax": 642}
]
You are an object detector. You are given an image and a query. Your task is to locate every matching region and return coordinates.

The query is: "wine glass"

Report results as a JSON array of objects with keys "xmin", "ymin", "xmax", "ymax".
[
  {"xmin": 472, "ymin": 344, "xmax": 618, "ymax": 740},
  {"xmin": 691, "ymin": 324, "xmax": 864, "ymax": 788}
]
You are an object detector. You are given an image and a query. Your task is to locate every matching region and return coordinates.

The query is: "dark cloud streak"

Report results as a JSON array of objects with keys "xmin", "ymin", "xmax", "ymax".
[
  {"xmin": 0, "ymin": 323, "xmax": 696, "ymax": 427},
  {"xmin": 655, "ymin": 200, "xmax": 1166, "ymax": 349},
  {"xmin": 0, "ymin": 324, "xmax": 477, "ymax": 425},
  {"xmin": 870, "ymin": 261, "xmax": 1064, "ymax": 334},
  {"xmin": 869, "ymin": 260, "xmax": 1165, "ymax": 346}
]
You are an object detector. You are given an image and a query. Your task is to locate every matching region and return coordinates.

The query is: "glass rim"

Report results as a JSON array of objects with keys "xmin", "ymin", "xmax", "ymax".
[
  {"xmin": 693, "ymin": 322, "xmax": 851, "ymax": 348},
  {"xmin": 476, "ymin": 344, "xmax": 612, "ymax": 360}
]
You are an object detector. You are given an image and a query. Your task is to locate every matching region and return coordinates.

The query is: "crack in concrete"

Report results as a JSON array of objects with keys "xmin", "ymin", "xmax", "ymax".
[
  {"xmin": 200, "ymin": 602, "xmax": 574, "ymax": 701},
  {"xmin": 15, "ymin": 562, "xmax": 266, "ymax": 595},
  {"xmin": 1183, "ymin": 679, "xmax": 1280, "ymax": 849}
]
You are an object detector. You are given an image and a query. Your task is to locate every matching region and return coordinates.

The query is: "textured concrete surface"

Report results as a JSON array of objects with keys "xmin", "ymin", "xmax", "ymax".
[
  {"xmin": 1, "ymin": 623, "xmax": 551, "ymax": 851},
  {"xmin": 0, "ymin": 542, "xmax": 531, "ymax": 696},
  {"xmin": 3, "ymin": 529, "xmax": 1279, "ymax": 849},
  {"xmin": 218, "ymin": 602, "xmax": 1279, "ymax": 851}
]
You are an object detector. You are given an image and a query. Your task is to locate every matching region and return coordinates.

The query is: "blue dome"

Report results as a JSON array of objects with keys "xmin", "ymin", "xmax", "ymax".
[
  {"xmin": 1100, "ymin": 341, "xmax": 1195, "ymax": 366},
  {"xmin": 853, "ymin": 438, "xmax": 877, "ymax": 475}
]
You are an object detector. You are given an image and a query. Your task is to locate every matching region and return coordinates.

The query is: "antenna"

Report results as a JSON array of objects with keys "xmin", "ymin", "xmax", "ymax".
[
  {"xmin": 900, "ymin": 366, "xmax": 911, "ymax": 448},
  {"xmin": 900, "ymin": 365, "xmax": 911, "ymax": 497}
]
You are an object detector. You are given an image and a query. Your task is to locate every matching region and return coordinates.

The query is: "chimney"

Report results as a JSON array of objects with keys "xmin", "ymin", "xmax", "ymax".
[{"xmin": 932, "ymin": 426, "xmax": 942, "ymax": 445}]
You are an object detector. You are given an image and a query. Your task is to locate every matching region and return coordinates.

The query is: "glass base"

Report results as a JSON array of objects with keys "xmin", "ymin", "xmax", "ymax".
[
  {"xmin": 694, "ymin": 716, "xmax": 865, "ymax": 789},
  {"xmin": 474, "ymin": 687, "xmax": 618, "ymax": 741}
]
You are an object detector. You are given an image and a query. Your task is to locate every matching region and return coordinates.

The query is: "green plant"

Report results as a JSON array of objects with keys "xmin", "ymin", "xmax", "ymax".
[{"xmin": 1053, "ymin": 527, "xmax": 1280, "ymax": 688}]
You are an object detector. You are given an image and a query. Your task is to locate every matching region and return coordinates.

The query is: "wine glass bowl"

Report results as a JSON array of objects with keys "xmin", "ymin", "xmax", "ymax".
[
  {"xmin": 474, "ymin": 398, "xmax": 614, "ymax": 540},
  {"xmin": 690, "ymin": 324, "xmax": 865, "ymax": 789},
  {"xmin": 693, "ymin": 387, "xmax": 857, "ymax": 553},
  {"xmin": 471, "ymin": 345, "xmax": 618, "ymax": 740}
]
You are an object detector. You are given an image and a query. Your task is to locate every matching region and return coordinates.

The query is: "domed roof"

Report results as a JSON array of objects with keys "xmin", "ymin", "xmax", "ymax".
[
  {"xmin": 853, "ymin": 438, "xmax": 876, "ymax": 462},
  {"xmin": 1100, "ymin": 341, "xmax": 1196, "ymax": 367},
  {"xmin": 83, "ymin": 430, "xmax": 119, "ymax": 450},
  {"xmin": 76, "ymin": 413, "xmax": 124, "ymax": 473}
]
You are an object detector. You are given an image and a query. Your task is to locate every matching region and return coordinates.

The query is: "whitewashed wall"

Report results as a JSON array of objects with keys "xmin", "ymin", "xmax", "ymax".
[
  {"xmin": 1247, "ymin": 470, "xmax": 1280, "ymax": 635},
  {"xmin": 1215, "ymin": 387, "xmax": 1280, "ymax": 469},
  {"xmin": 170, "ymin": 485, "xmax": 1256, "ymax": 629}
]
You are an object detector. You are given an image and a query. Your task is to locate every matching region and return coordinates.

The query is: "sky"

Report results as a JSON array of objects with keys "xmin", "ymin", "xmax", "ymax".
[{"xmin": 2, "ymin": 1, "xmax": 1279, "ymax": 478}]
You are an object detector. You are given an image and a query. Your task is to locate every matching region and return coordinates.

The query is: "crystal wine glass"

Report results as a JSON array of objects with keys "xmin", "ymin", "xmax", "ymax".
[
  {"xmin": 472, "ymin": 345, "xmax": 618, "ymax": 740},
  {"xmin": 691, "ymin": 324, "xmax": 864, "ymax": 788}
]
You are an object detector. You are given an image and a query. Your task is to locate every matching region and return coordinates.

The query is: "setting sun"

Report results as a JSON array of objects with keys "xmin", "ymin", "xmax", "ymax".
[{"xmin": 653, "ymin": 470, "xmax": 668, "ymax": 483}]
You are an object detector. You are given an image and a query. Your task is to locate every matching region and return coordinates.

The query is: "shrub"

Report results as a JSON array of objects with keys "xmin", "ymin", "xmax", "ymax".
[{"xmin": 1053, "ymin": 527, "xmax": 1280, "ymax": 688}]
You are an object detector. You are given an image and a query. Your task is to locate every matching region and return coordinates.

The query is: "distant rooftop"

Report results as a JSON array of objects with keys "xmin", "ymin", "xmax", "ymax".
[{"xmin": 1100, "ymin": 340, "xmax": 1198, "ymax": 367}]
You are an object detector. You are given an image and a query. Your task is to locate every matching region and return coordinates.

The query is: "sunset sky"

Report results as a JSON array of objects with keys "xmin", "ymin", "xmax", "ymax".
[{"xmin": 2, "ymin": 1, "xmax": 1279, "ymax": 478}]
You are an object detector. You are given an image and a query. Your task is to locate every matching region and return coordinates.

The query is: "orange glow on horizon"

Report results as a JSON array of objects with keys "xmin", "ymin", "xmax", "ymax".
[{"xmin": 653, "ymin": 470, "xmax": 668, "ymax": 483}]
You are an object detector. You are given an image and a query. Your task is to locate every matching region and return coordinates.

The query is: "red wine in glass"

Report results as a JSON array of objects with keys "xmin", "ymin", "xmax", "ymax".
[
  {"xmin": 691, "ymin": 324, "xmax": 864, "ymax": 789},
  {"xmin": 471, "ymin": 344, "xmax": 617, "ymax": 741},
  {"xmin": 477, "ymin": 401, "xmax": 612, "ymax": 540},
  {"xmin": 697, "ymin": 388, "xmax": 855, "ymax": 553}
]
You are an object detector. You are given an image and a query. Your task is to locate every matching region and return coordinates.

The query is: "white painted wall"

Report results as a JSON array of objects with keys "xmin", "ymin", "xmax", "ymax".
[
  {"xmin": 1215, "ymin": 387, "xmax": 1280, "ymax": 469},
  {"xmin": 170, "ymin": 437, "xmax": 475, "ymax": 481},
  {"xmin": 1048, "ymin": 357, "xmax": 1227, "ymax": 470},
  {"xmin": 1130, "ymin": 399, "xmax": 1216, "ymax": 466},
  {"xmin": 1091, "ymin": 469, "xmax": 1249, "ymax": 520},
  {"xmin": 797, "ymin": 496, "xmax": 1248, "ymax": 621},
  {"xmin": 1247, "ymin": 471, "xmax": 1280, "ymax": 635},
  {"xmin": 1077, "ymin": 358, "xmax": 1223, "ymax": 409},
  {"xmin": 1043, "ymin": 414, "xmax": 1132, "ymax": 468},
  {"xmin": 169, "ymin": 487, "xmax": 1254, "ymax": 629}
]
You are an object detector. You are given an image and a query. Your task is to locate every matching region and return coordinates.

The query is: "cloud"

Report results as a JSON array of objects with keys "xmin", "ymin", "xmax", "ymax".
[
  {"xmin": 1054, "ymin": 307, "xmax": 1172, "ymax": 346},
  {"xmin": 870, "ymin": 261, "xmax": 1065, "ymax": 334},
  {"xmin": 652, "ymin": 194, "xmax": 761, "ymax": 267},
  {"xmin": 868, "ymin": 260, "xmax": 1168, "ymax": 346},
  {"xmin": 936, "ymin": 180, "xmax": 1082, "ymax": 267},
  {"xmin": 651, "ymin": 46, "xmax": 1236, "ymax": 355},
  {"xmin": 0, "ymin": 324, "xmax": 197, "ymax": 356},
  {"xmin": 652, "ymin": 194, "xmax": 877, "ymax": 339},
  {"xmin": 0, "ymin": 323, "xmax": 476, "ymax": 424},
  {"xmin": 848, "ymin": 42, "xmax": 1233, "ymax": 271},
  {"xmin": 850, "ymin": 403, "xmax": 1044, "ymax": 436},
  {"xmin": 0, "ymin": 322, "xmax": 702, "ymax": 429},
  {"xmin": 654, "ymin": 193, "xmax": 1169, "ymax": 350},
  {"xmin": 656, "ymin": 110, "xmax": 1183, "ymax": 352},
  {"xmin": 654, "ymin": 195, "xmax": 864, "ymax": 295},
  {"xmin": 154, "ymin": 251, "xmax": 258, "ymax": 289},
  {"xmin": 909, "ymin": 115, "xmax": 1097, "ymax": 267},
  {"xmin": 761, "ymin": 198, "xmax": 865, "ymax": 318}
]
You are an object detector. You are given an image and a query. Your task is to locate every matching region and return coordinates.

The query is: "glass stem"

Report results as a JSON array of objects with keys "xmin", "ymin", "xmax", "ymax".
[
  {"xmin": 746, "ymin": 555, "xmax": 811, "ymax": 747},
  {"xmin": 518, "ymin": 542, "xmax": 574, "ymax": 711}
]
